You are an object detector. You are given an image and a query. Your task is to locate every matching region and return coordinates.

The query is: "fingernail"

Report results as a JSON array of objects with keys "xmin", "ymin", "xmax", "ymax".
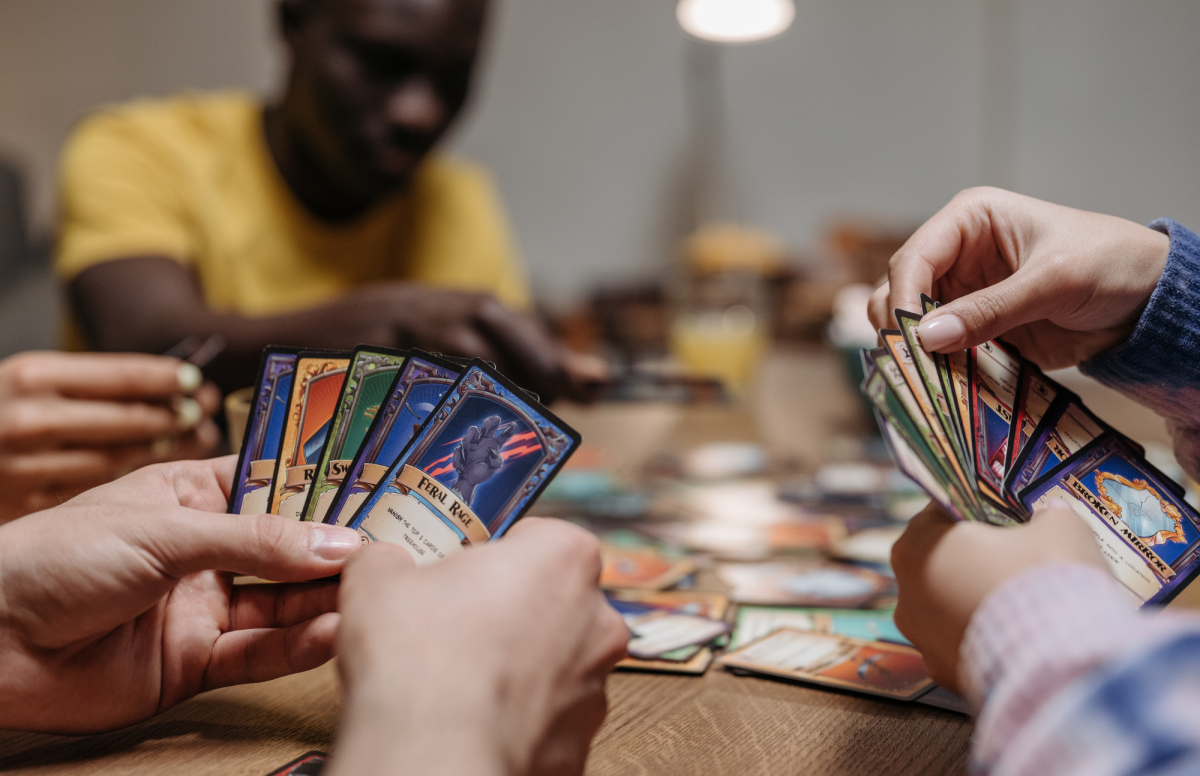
[
  {"xmin": 310, "ymin": 526, "xmax": 360, "ymax": 560},
  {"xmin": 916, "ymin": 315, "xmax": 965, "ymax": 352},
  {"xmin": 177, "ymin": 363, "xmax": 203, "ymax": 394},
  {"xmin": 175, "ymin": 397, "xmax": 202, "ymax": 430}
]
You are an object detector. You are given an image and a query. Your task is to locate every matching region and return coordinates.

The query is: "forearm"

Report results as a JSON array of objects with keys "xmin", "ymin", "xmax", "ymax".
[
  {"xmin": 964, "ymin": 564, "xmax": 1200, "ymax": 775},
  {"xmin": 70, "ymin": 258, "xmax": 392, "ymax": 392},
  {"xmin": 1081, "ymin": 219, "xmax": 1200, "ymax": 467}
]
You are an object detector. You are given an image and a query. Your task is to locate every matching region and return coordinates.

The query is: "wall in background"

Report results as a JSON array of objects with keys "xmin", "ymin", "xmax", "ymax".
[{"xmin": 0, "ymin": 0, "xmax": 1198, "ymax": 304}]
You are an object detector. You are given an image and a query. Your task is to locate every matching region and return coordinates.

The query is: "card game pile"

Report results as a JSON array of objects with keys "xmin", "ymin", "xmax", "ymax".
[
  {"xmin": 864, "ymin": 296, "xmax": 1200, "ymax": 606},
  {"xmin": 229, "ymin": 346, "xmax": 579, "ymax": 564}
]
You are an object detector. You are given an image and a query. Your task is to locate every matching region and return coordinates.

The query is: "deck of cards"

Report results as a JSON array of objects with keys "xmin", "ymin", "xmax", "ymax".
[
  {"xmin": 228, "ymin": 346, "xmax": 580, "ymax": 564},
  {"xmin": 864, "ymin": 296, "xmax": 1200, "ymax": 606}
]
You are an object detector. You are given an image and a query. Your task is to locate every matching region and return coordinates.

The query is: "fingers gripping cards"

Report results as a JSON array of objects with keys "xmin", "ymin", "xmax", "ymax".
[
  {"xmin": 862, "ymin": 302, "xmax": 1200, "ymax": 606},
  {"xmin": 230, "ymin": 349, "xmax": 582, "ymax": 566},
  {"xmin": 1021, "ymin": 433, "xmax": 1200, "ymax": 606},
  {"xmin": 347, "ymin": 360, "xmax": 580, "ymax": 565}
]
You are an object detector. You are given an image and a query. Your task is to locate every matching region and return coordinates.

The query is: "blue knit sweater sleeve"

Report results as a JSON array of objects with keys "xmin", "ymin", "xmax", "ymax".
[{"xmin": 1080, "ymin": 219, "xmax": 1200, "ymax": 435}]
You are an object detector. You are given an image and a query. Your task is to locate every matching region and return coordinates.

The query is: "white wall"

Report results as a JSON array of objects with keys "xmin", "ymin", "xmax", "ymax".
[
  {"xmin": 0, "ymin": 0, "xmax": 278, "ymax": 229},
  {"xmin": 0, "ymin": 0, "xmax": 1198, "ymax": 303}
]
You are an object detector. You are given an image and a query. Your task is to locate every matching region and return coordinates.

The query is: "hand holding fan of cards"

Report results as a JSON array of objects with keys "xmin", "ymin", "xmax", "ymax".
[
  {"xmin": 864, "ymin": 296, "xmax": 1200, "ymax": 607},
  {"xmin": 228, "ymin": 346, "xmax": 580, "ymax": 563}
]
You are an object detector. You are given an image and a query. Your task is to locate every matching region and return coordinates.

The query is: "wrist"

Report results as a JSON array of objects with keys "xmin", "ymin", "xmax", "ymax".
[{"xmin": 331, "ymin": 664, "xmax": 513, "ymax": 776}]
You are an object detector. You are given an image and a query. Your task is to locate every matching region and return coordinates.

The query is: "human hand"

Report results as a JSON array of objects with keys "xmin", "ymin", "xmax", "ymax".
[
  {"xmin": 0, "ymin": 456, "xmax": 361, "ymax": 733},
  {"xmin": 330, "ymin": 518, "xmax": 628, "ymax": 776},
  {"xmin": 0, "ymin": 351, "xmax": 221, "ymax": 521},
  {"xmin": 868, "ymin": 188, "xmax": 1170, "ymax": 369},
  {"xmin": 890, "ymin": 500, "xmax": 1106, "ymax": 694},
  {"xmin": 331, "ymin": 284, "xmax": 593, "ymax": 403}
]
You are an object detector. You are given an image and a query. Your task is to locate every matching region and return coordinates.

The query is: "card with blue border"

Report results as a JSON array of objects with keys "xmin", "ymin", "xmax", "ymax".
[
  {"xmin": 346, "ymin": 359, "xmax": 581, "ymax": 564},
  {"xmin": 1020, "ymin": 432, "xmax": 1200, "ymax": 607}
]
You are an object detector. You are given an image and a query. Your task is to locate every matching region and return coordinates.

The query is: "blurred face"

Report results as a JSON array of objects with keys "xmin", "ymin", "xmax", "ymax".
[{"xmin": 280, "ymin": 0, "xmax": 486, "ymax": 198}]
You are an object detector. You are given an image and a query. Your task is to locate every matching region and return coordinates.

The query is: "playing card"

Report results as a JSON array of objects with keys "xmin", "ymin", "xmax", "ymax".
[
  {"xmin": 299, "ymin": 346, "xmax": 409, "ymax": 524},
  {"xmin": 1005, "ymin": 362, "xmax": 1063, "ymax": 475},
  {"xmin": 920, "ymin": 293, "xmax": 973, "ymax": 465},
  {"xmin": 228, "ymin": 348, "xmax": 298, "ymax": 515},
  {"xmin": 600, "ymin": 545, "xmax": 695, "ymax": 590},
  {"xmin": 1003, "ymin": 391, "xmax": 1136, "ymax": 511},
  {"xmin": 715, "ymin": 561, "xmax": 889, "ymax": 608},
  {"xmin": 968, "ymin": 339, "xmax": 1021, "ymax": 514},
  {"xmin": 718, "ymin": 627, "xmax": 934, "ymax": 701},
  {"xmin": 347, "ymin": 360, "xmax": 581, "ymax": 564},
  {"xmin": 895, "ymin": 308, "xmax": 969, "ymax": 475},
  {"xmin": 322, "ymin": 351, "xmax": 464, "ymax": 527},
  {"xmin": 1020, "ymin": 432, "xmax": 1200, "ymax": 606},
  {"xmin": 862, "ymin": 349, "xmax": 972, "ymax": 519},
  {"xmin": 880, "ymin": 329, "xmax": 973, "ymax": 497},
  {"xmin": 626, "ymin": 611, "xmax": 731, "ymax": 659},
  {"xmin": 729, "ymin": 605, "xmax": 908, "ymax": 650},
  {"xmin": 608, "ymin": 591, "xmax": 729, "ymax": 673},
  {"xmin": 267, "ymin": 351, "xmax": 352, "ymax": 519}
]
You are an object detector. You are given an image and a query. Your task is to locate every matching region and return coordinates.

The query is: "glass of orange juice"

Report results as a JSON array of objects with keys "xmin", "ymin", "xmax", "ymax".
[{"xmin": 670, "ymin": 270, "xmax": 770, "ymax": 398}]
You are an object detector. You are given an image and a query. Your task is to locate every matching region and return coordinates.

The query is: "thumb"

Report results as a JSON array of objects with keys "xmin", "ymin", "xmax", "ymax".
[
  {"xmin": 914, "ymin": 269, "xmax": 1058, "ymax": 353},
  {"xmin": 135, "ymin": 511, "xmax": 362, "ymax": 582}
]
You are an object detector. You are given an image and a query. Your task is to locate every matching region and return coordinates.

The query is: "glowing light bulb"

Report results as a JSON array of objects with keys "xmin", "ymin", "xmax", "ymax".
[{"xmin": 676, "ymin": 0, "xmax": 796, "ymax": 44}]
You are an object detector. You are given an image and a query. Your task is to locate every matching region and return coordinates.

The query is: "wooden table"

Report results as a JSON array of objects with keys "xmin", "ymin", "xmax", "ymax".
[{"xmin": 0, "ymin": 347, "xmax": 1004, "ymax": 774}]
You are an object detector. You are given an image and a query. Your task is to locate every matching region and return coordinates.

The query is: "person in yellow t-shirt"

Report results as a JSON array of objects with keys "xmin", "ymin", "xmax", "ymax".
[{"xmin": 57, "ymin": 0, "xmax": 590, "ymax": 400}]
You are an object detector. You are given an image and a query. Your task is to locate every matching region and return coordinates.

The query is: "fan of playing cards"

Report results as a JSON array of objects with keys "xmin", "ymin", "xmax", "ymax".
[
  {"xmin": 863, "ymin": 295, "xmax": 1200, "ymax": 607},
  {"xmin": 228, "ymin": 346, "xmax": 580, "ymax": 565}
]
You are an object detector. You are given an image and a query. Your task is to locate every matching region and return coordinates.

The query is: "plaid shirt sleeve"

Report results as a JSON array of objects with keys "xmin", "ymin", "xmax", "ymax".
[{"xmin": 963, "ymin": 563, "xmax": 1200, "ymax": 776}]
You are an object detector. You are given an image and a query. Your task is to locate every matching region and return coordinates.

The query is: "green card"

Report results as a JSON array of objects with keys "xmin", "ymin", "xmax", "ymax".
[{"xmin": 299, "ymin": 346, "xmax": 408, "ymax": 523}]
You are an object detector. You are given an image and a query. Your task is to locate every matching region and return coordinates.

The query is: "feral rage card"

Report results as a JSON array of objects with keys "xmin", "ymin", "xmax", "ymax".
[{"xmin": 348, "ymin": 361, "xmax": 580, "ymax": 564}]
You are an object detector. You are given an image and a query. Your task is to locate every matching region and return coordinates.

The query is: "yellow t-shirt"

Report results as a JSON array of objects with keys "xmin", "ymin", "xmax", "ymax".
[{"xmin": 55, "ymin": 91, "xmax": 529, "ymax": 334}]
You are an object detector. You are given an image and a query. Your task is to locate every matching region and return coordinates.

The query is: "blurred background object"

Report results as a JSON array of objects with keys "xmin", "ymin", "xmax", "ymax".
[
  {"xmin": 0, "ymin": 156, "xmax": 55, "ymax": 357},
  {"xmin": 670, "ymin": 224, "xmax": 782, "ymax": 396}
]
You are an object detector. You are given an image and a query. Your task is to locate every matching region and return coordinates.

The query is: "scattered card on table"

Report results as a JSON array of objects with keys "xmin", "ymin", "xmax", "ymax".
[
  {"xmin": 229, "ymin": 348, "xmax": 298, "ymax": 515},
  {"xmin": 729, "ymin": 605, "xmax": 908, "ymax": 649},
  {"xmin": 267, "ymin": 351, "xmax": 352, "ymax": 519},
  {"xmin": 718, "ymin": 627, "xmax": 934, "ymax": 701},
  {"xmin": 300, "ymin": 346, "xmax": 408, "ymax": 523},
  {"xmin": 347, "ymin": 360, "xmax": 581, "ymax": 564},
  {"xmin": 716, "ymin": 561, "xmax": 889, "ymax": 608},
  {"xmin": 600, "ymin": 545, "xmax": 695, "ymax": 590},
  {"xmin": 626, "ymin": 611, "xmax": 731, "ymax": 659},
  {"xmin": 607, "ymin": 589, "xmax": 729, "ymax": 618},
  {"xmin": 322, "ymin": 351, "xmax": 465, "ymax": 526},
  {"xmin": 610, "ymin": 590, "xmax": 730, "ymax": 674}
]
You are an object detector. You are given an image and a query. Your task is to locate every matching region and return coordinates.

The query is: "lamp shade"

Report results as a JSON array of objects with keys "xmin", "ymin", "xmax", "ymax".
[{"xmin": 676, "ymin": 0, "xmax": 795, "ymax": 43}]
